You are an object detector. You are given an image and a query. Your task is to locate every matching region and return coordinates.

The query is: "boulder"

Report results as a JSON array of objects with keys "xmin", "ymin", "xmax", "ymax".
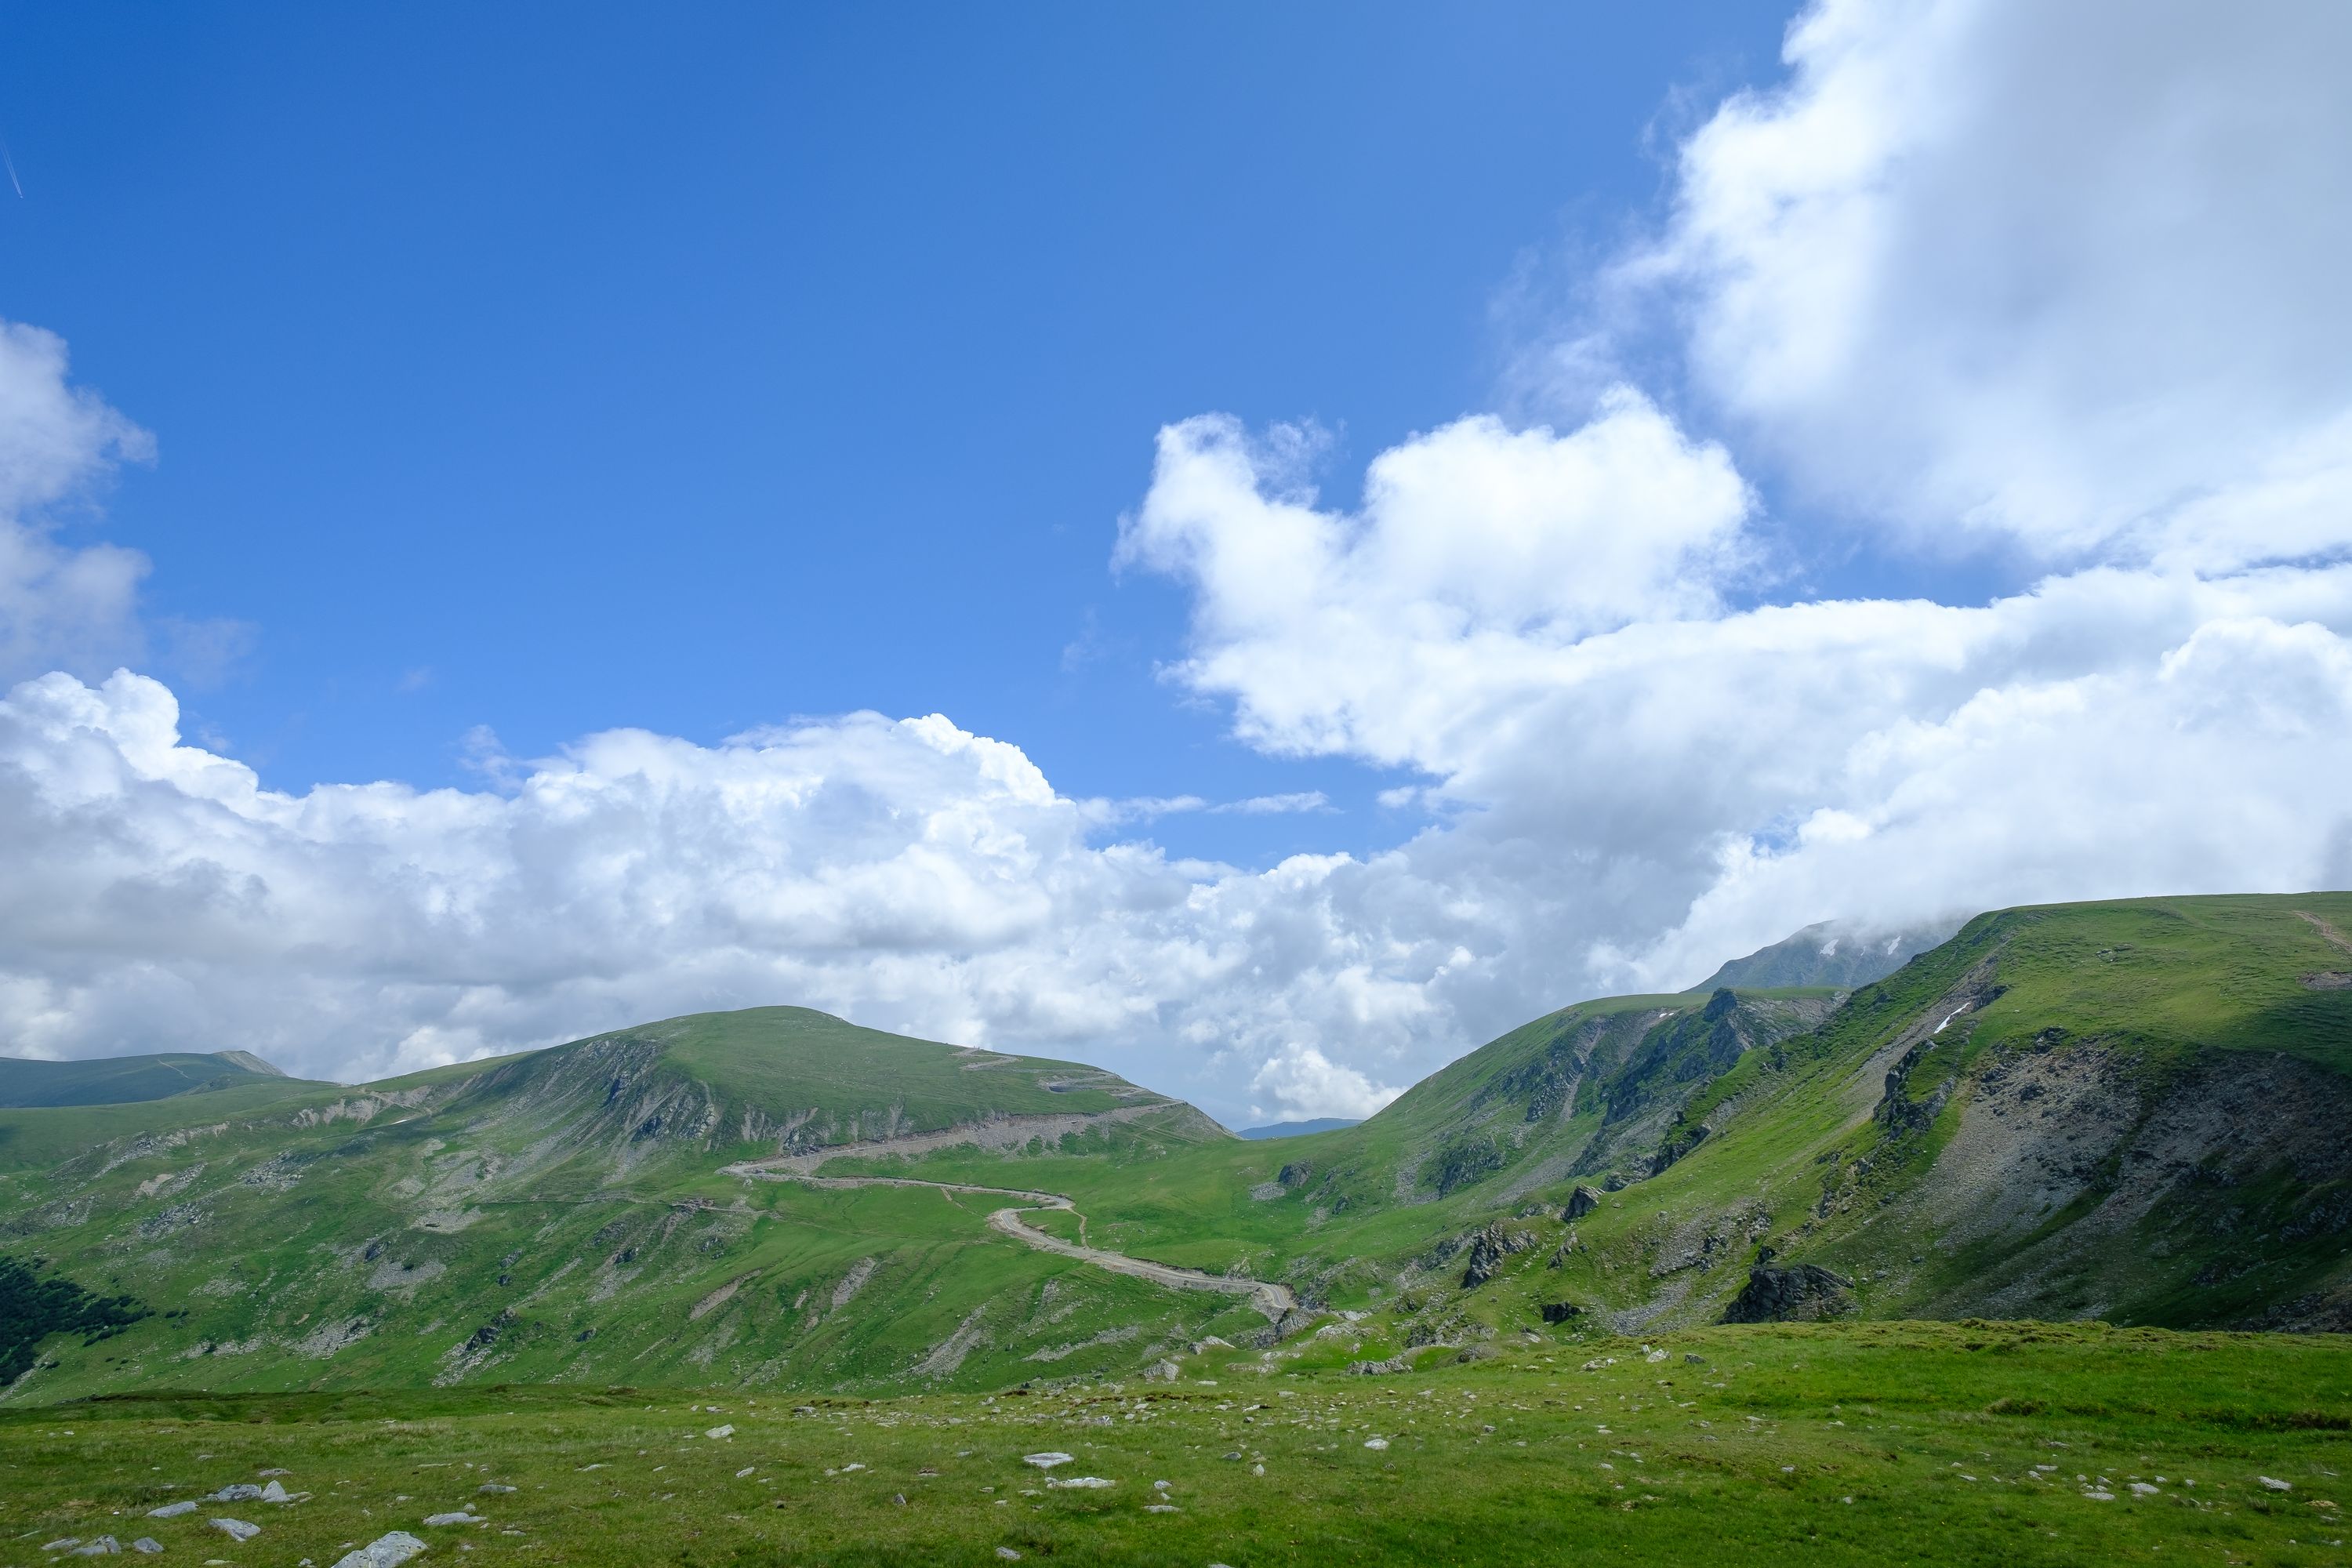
[
  {"xmin": 1721, "ymin": 1262, "xmax": 1855, "ymax": 1323},
  {"xmin": 1539, "ymin": 1301, "xmax": 1582, "ymax": 1324},
  {"xmin": 330, "ymin": 1531, "xmax": 430, "ymax": 1568},
  {"xmin": 1561, "ymin": 1185, "xmax": 1602, "ymax": 1221}
]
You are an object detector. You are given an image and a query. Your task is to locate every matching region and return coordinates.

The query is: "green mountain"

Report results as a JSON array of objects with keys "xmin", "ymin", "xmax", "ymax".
[
  {"xmin": 0, "ymin": 1049, "xmax": 291, "ymax": 1109},
  {"xmin": 1694, "ymin": 916, "xmax": 1960, "ymax": 991},
  {"xmin": 4, "ymin": 895, "xmax": 2349, "ymax": 1408}
]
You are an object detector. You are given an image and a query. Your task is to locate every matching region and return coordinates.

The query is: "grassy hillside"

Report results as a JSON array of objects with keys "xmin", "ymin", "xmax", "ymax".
[
  {"xmin": 4, "ymin": 894, "xmax": 2348, "ymax": 1411},
  {"xmin": 1109, "ymin": 892, "xmax": 2352, "ymax": 1350},
  {"xmin": 0, "ymin": 1050, "xmax": 293, "ymax": 1109},
  {"xmin": 0, "ymin": 1009, "xmax": 1249, "ymax": 1405},
  {"xmin": 2, "ymin": 1321, "xmax": 2345, "ymax": 1568}
]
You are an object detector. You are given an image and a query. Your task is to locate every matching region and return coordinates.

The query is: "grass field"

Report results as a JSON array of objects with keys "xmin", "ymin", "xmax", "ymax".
[{"xmin": 3, "ymin": 1323, "xmax": 2345, "ymax": 1567}]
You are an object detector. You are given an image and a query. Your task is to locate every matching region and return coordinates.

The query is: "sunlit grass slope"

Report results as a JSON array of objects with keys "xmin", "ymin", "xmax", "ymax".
[{"xmin": 2, "ymin": 1322, "xmax": 2346, "ymax": 1568}]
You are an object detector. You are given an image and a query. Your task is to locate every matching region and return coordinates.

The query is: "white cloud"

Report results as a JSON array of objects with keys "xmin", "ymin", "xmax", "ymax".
[
  {"xmin": 1249, "ymin": 1044, "xmax": 1401, "ymax": 1124},
  {"xmin": 0, "ymin": 669, "xmax": 1498, "ymax": 1120},
  {"xmin": 6, "ymin": 1, "xmax": 2352, "ymax": 1127},
  {"xmin": 1639, "ymin": 0, "xmax": 2352, "ymax": 568},
  {"xmin": 1213, "ymin": 792, "xmax": 1331, "ymax": 816},
  {"xmin": 0, "ymin": 323, "xmax": 155, "ymax": 683}
]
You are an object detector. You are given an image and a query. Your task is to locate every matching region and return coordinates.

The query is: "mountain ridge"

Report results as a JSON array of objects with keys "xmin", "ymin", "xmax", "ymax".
[{"xmin": 2, "ymin": 892, "xmax": 2347, "ymax": 1407}]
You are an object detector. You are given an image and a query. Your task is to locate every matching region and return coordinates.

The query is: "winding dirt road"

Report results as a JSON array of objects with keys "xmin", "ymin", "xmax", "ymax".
[{"xmin": 722, "ymin": 1159, "xmax": 1299, "ymax": 1320}]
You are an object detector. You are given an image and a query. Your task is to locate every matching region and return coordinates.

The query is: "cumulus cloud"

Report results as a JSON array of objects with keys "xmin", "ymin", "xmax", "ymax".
[
  {"xmin": 6, "ymin": 0, "xmax": 2352, "ymax": 1125},
  {"xmin": 0, "ymin": 323, "xmax": 155, "ymax": 682},
  {"xmin": 0, "ymin": 670, "xmax": 1490, "ymax": 1117},
  {"xmin": 1639, "ymin": 0, "xmax": 2352, "ymax": 567}
]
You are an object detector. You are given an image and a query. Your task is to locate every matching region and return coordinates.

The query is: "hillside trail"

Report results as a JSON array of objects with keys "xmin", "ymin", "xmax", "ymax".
[{"xmin": 720, "ymin": 1158, "xmax": 1299, "ymax": 1319}]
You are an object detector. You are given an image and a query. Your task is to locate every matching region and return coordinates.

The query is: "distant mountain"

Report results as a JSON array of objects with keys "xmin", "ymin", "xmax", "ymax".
[
  {"xmin": 0, "ymin": 1049, "xmax": 292, "ymax": 1109},
  {"xmin": 1238, "ymin": 1117, "xmax": 1360, "ymax": 1140},
  {"xmin": 7, "ymin": 896, "xmax": 2350, "ymax": 1406},
  {"xmin": 1695, "ymin": 917, "xmax": 1962, "ymax": 992}
]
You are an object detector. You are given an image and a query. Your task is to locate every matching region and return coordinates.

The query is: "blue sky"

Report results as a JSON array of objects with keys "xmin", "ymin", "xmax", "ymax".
[
  {"xmin": 2, "ymin": 1, "xmax": 2347, "ymax": 1120},
  {"xmin": 0, "ymin": 0, "xmax": 1785, "ymax": 866}
]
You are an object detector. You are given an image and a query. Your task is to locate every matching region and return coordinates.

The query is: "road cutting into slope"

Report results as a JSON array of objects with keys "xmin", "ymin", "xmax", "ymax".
[{"xmin": 721, "ymin": 1159, "xmax": 1299, "ymax": 1319}]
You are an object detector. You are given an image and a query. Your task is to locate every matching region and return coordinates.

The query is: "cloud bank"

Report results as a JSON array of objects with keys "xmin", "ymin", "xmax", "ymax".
[{"xmin": 4, "ymin": 0, "xmax": 2350, "ymax": 1123}]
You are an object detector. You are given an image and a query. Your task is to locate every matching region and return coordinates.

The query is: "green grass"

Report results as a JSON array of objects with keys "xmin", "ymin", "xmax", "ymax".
[
  {"xmin": 0, "ymin": 1052, "xmax": 303, "ymax": 1111},
  {"xmin": 4, "ymin": 895, "xmax": 2350, "ymax": 1410},
  {"xmin": 2, "ymin": 1323, "xmax": 2344, "ymax": 1566}
]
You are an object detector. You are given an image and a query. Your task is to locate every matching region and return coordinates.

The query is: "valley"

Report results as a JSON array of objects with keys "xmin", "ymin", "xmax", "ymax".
[{"xmin": 0, "ymin": 893, "xmax": 2347, "ymax": 1421}]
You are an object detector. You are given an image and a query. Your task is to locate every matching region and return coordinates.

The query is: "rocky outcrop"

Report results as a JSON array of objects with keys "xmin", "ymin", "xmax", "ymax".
[
  {"xmin": 1539, "ymin": 1301, "xmax": 1582, "ymax": 1324},
  {"xmin": 1722, "ymin": 1260, "xmax": 1855, "ymax": 1323},
  {"xmin": 1459, "ymin": 1223, "xmax": 1537, "ymax": 1288},
  {"xmin": 1561, "ymin": 1185, "xmax": 1601, "ymax": 1221}
]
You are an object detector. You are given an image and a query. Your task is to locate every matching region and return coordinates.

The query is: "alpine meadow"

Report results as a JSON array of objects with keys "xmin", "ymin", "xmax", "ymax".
[{"xmin": 3, "ymin": 2, "xmax": 2350, "ymax": 1566}]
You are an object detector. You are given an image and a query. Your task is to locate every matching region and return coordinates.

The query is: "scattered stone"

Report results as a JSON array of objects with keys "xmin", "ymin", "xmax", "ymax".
[
  {"xmin": 2261, "ymin": 1476, "xmax": 2294, "ymax": 1492},
  {"xmin": 1643, "ymin": 1349, "xmax": 1669, "ymax": 1364},
  {"xmin": 1144, "ymin": 1503, "xmax": 1180, "ymax": 1513},
  {"xmin": 2131, "ymin": 1483, "xmax": 2160, "ymax": 1496},
  {"xmin": 261, "ymin": 1481, "xmax": 292, "ymax": 1504},
  {"xmin": 130, "ymin": 1543, "xmax": 163, "ymax": 1556},
  {"xmin": 1363, "ymin": 1438, "xmax": 1390, "ymax": 1450},
  {"xmin": 2084, "ymin": 1490, "xmax": 2116, "ymax": 1501},
  {"xmin": 1046, "ymin": 1477, "xmax": 1113, "ymax": 1490},
  {"xmin": 1142, "ymin": 1359, "xmax": 1182, "ymax": 1383},
  {"xmin": 208, "ymin": 1520, "xmax": 260, "ymax": 1542},
  {"xmin": 703, "ymin": 1425, "xmax": 735, "ymax": 1440},
  {"xmin": 1345, "ymin": 1351, "xmax": 1418, "ymax": 1377},
  {"xmin": 328, "ymin": 1531, "xmax": 429, "ymax": 1568},
  {"xmin": 257, "ymin": 1468, "xmax": 291, "ymax": 1477},
  {"xmin": 995, "ymin": 1549, "xmax": 1022, "ymax": 1560},
  {"xmin": 70, "ymin": 1538, "xmax": 121, "ymax": 1556},
  {"xmin": 735, "ymin": 1467, "xmax": 756, "ymax": 1479},
  {"xmin": 1684, "ymin": 1353, "xmax": 1707, "ymax": 1366},
  {"xmin": 1022, "ymin": 1453, "xmax": 1075, "ymax": 1469},
  {"xmin": 40, "ymin": 1540, "xmax": 78, "ymax": 1552},
  {"xmin": 423, "ymin": 1512, "xmax": 483, "ymax": 1526},
  {"xmin": 1581, "ymin": 1356, "xmax": 1617, "ymax": 1371},
  {"xmin": 477, "ymin": 1483, "xmax": 516, "ymax": 1494},
  {"xmin": 148, "ymin": 1504, "xmax": 198, "ymax": 1519},
  {"xmin": 206, "ymin": 1485, "xmax": 266, "ymax": 1503}
]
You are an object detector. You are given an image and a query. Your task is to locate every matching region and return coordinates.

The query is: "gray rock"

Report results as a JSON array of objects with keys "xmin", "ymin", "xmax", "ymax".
[
  {"xmin": 147, "ymin": 1503, "xmax": 198, "ymax": 1519},
  {"xmin": 423, "ymin": 1512, "xmax": 482, "ymax": 1526},
  {"xmin": 329, "ymin": 1531, "xmax": 429, "ymax": 1568},
  {"xmin": 1722, "ymin": 1262, "xmax": 1856, "ymax": 1323},
  {"xmin": 129, "ymin": 1541, "xmax": 164, "ymax": 1555},
  {"xmin": 70, "ymin": 1537, "xmax": 121, "ymax": 1556},
  {"xmin": 477, "ymin": 1483, "xmax": 516, "ymax": 1494},
  {"xmin": 261, "ymin": 1480, "xmax": 292, "ymax": 1503},
  {"xmin": 1561, "ymin": 1185, "xmax": 1602, "ymax": 1221},
  {"xmin": 207, "ymin": 1484, "xmax": 266, "ymax": 1503},
  {"xmin": 1459, "ymin": 1223, "xmax": 1537, "ymax": 1288},
  {"xmin": 1539, "ymin": 1301, "xmax": 1582, "ymax": 1324},
  {"xmin": 209, "ymin": 1519, "xmax": 261, "ymax": 1542}
]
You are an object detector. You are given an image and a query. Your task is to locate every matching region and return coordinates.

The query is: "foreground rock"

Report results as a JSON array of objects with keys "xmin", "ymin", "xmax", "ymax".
[{"xmin": 331, "ymin": 1531, "xmax": 429, "ymax": 1568}]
